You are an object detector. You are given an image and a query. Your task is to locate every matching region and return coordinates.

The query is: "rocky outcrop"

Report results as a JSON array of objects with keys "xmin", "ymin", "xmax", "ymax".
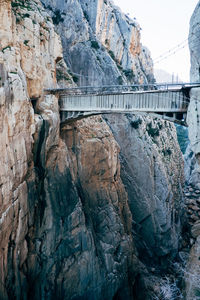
[
  {"xmin": 184, "ymin": 2, "xmax": 200, "ymax": 298},
  {"xmin": 42, "ymin": 0, "xmax": 154, "ymax": 86},
  {"xmin": 59, "ymin": 116, "xmax": 137, "ymax": 300},
  {"xmin": 189, "ymin": 0, "xmax": 200, "ymax": 84},
  {"xmin": 187, "ymin": 1, "xmax": 200, "ymax": 161},
  {"xmin": 105, "ymin": 114, "xmax": 184, "ymax": 259},
  {"xmin": 61, "ymin": 114, "xmax": 184, "ymax": 299},
  {"xmin": 0, "ymin": 0, "xmax": 64, "ymax": 298},
  {"xmin": 184, "ymin": 185, "xmax": 200, "ymax": 226},
  {"xmin": 185, "ymin": 235, "xmax": 200, "ymax": 300}
]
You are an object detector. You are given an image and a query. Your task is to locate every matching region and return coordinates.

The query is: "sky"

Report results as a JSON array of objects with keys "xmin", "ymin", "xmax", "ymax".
[{"xmin": 113, "ymin": 0, "xmax": 198, "ymax": 82}]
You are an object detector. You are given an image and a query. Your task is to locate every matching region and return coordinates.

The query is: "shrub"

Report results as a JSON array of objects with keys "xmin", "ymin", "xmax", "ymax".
[
  {"xmin": 24, "ymin": 40, "xmax": 29, "ymax": 46},
  {"xmin": 72, "ymin": 75, "xmax": 79, "ymax": 83},
  {"xmin": 130, "ymin": 119, "xmax": 142, "ymax": 129},
  {"xmin": 2, "ymin": 45, "xmax": 11, "ymax": 53},
  {"xmin": 11, "ymin": 2, "xmax": 20, "ymax": 8},
  {"xmin": 56, "ymin": 70, "xmax": 72, "ymax": 82},
  {"xmin": 22, "ymin": 13, "xmax": 30, "ymax": 18},
  {"xmin": 108, "ymin": 50, "xmax": 115, "ymax": 60},
  {"xmin": 162, "ymin": 148, "xmax": 172, "ymax": 156},
  {"xmin": 147, "ymin": 122, "xmax": 160, "ymax": 137},
  {"xmin": 117, "ymin": 76, "xmax": 123, "ymax": 85},
  {"xmin": 91, "ymin": 41, "xmax": 100, "ymax": 49},
  {"xmin": 123, "ymin": 69, "xmax": 135, "ymax": 80},
  {"xmin": 83, "ymin": 11, "xmax": 89, "ymax": 22},
  {"xmin": 117, "ymin": 63, "xmax": 123, "ymax": 71},
  {"xmin": 52, "ymin": 9, "xmax": 64, "ymax": 25}
]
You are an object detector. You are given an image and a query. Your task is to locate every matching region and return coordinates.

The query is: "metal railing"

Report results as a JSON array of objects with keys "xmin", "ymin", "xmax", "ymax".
[{"xmin": 45, "ymin": 82, "xmax": 200, "ymax": 96}]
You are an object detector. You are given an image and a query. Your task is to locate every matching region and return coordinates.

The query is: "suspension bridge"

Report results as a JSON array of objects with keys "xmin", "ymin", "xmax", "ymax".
[{"xmin": 45, "ymin": 82, "xmax": 200, "ymax": 125}]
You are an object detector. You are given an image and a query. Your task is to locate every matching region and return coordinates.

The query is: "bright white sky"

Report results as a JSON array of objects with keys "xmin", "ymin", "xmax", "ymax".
[{"xmin": 113, "ymin": 0, "xmax": 198, "ymax": 82}]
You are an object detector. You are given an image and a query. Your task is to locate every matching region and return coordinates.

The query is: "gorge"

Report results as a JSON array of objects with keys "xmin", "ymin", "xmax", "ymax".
[{"xmin": 0, "ymin": 0, "xmax": 200, "ymax": 299}]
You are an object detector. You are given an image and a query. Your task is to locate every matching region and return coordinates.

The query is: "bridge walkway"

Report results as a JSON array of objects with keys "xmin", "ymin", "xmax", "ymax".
[{"xmin": 45, "ymin": 82, "xmax": 200, "ymax": 124}]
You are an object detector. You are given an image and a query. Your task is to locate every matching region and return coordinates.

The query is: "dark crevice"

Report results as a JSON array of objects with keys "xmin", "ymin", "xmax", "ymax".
[
  {"xmin": 75, "ymin": 180, "xmax": 106, "ymax": 269},
  {"xmin": 30, "ymin": 97, "xmax": 38, "ymax": 112},
  {"xmin": 33, "ymin": 116, "xmax": 48, "ymax": 226}
]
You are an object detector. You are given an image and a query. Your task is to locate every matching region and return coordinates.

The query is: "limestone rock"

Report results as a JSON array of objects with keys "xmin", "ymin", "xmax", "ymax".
[
  {"xmin": 59, "ymin": 116, "xmax": 139, "ymax": 299},
  {"xmin": 0, "ymin": 1, "xmax": 149, "ymax": 299},
  {"xmin": 105, "ymin": 114, "xmax": 184, "ymax": 257},
  {"xmin": 191, "ymin": 221, "xmax": 200, "ymax": 238},
  {"xmin": 189, "ymin": 1, "xmax": 200, "ymax": 83},
  {"xmin": 187, "ymin": 88, "xmax": 200, "ymax": 155},
  {"xmin": 0, "ymin": 0, "xmax": 68, "ymax": 298},
  {"xmin": 42, "ymin": 0, "xmax": 155, "ymax": 86},
  {"xmin": 0, "ymin": 0, "xmax": 185, "ymax": 299},
  {"xmin": 185, "ymin": 236, "xmax": 200, "ymax": 300},
  {"xmin": 186, "ymin": 1, "xmax": 200, "ymax": 188}
]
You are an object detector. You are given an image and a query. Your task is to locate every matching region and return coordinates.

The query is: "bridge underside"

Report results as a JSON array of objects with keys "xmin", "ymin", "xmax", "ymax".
[{"xmin": 60, "ymin": 110, "xmax": 187, "ymax": 126}]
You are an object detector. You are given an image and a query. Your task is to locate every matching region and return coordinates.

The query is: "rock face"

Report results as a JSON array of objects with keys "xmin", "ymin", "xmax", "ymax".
[
  {"xmin": 42, "ymin": 0, "xmax": 154, "ymax": 86},
  {"xmin": 106, "ymin": 114, "xmax": 184, "ymax": 259},
  {"xmin": 184, "ymin": 2, "xmax": 200, "ymax": 299},
  {"xmin": 59, "ymin": 116, "xmax": 137, "ymax": 300},
  {"xmin": 185, "ymin": 236, "xmax": 200, "ymax": 300},
  {"xmin": 0, "ymin": 0, "xmax": 185, "ymax": 299},
  {"xmin": 60, "ymin": 114, "xmax": 184, "ymax": 299},
  {"xmin": 188, "ymin": 1, "xmax": 200, "ymax": 161},
  {"xmin": 189, "ymin": 1, "xmax": 200, "ymax": 84},
  {"xmin": 0, "ymin": 0, "xmax": 64, "ymax": 298}
]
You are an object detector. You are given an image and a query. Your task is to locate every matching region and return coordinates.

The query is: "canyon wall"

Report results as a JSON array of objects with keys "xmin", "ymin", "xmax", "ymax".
[
  {"xmin": 185, "ymin": 2, "xmax": 200, "ymax": 299},
  {"xmin": 106, "ymin": 114, "xmax": 184, "ymax": 259},
  {"xmin": 188, "ymin": 1, "xmax": 200, "ymax": 162},
  {"xmin": 42, "ymin": 0, "xmax": 154, "ymax": 86},
  {"xmin": 0, "ymin": 0, "xmax": 65, "ymax": 298},
  {"xmin": 0, "ymin": 0, "xmax": 184, "ymax": 299}
]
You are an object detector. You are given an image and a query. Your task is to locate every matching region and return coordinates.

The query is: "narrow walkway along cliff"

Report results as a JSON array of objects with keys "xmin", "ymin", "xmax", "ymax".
[{"xmin": 0, "ymin": 0, "xmax": 198, "ymax": 299}]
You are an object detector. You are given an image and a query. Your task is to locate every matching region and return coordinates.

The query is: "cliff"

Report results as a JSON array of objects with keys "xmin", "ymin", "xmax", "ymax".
[
  {"xmin": 0, "ymin": 0, "xmax": 64, "ymax": 298},
  {"xmin": 184, "ymin": 2, "xmax": 200, "ymax": 299},
  {"xmin": 188, "ymin": 1, "xmax": 200, "ymax": 158},
  {"xmin": 0, "ymin": 0, "xmax": 184, "ymax": 299},
  {"xmin": 42, "ymin": 0, "xmax": 154, "ymax": 86}
]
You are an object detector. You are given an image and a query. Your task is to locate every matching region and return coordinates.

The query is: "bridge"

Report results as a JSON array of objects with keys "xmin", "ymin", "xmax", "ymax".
[{"xmin": 45, "ymin": 82, "xmax": 200, "ymax": 125}]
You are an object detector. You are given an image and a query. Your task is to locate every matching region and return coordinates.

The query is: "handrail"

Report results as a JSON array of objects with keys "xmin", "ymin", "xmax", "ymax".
[{"xmin": 45, "ymin": 82, "xmax": 200, "ymax": 94}]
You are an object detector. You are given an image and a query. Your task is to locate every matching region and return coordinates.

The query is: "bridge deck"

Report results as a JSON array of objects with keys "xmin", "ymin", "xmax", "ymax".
[
  {"xmin": 59, "ymin": 90, "xmax": 188, "ymax": 114},
  {"xmin": 43, "ymin": 82, "xmax": 200, "ymax": 124}
]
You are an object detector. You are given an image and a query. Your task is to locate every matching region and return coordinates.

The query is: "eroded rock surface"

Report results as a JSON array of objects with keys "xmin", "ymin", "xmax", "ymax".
[
  {"xmin": 187, "ymin": 1, "xmax": 200, "ymax": 163},
  {"xmin": 105, "ymin": 114, "xmax": 184, "ymax": 259},
  {"xmin": 61, "ymin": 114, "xmax": 184, "ymax": 299},
  {"xmin": 184, "ymin": 2, "xmax": 200, "ymax": 298},
  {"xmin": 185, "ymin": 236, "xmax": 200, "ymax": 300},
  {"xmin": 42, "ymin": 0, "xmax": 154, "ymax": 86},
  {"xmin": 0, "ymin": 0, "xmax": 185, "ymax": 299},
  {"xmin": 0, "ymin": 0, "xmax": 64, "ymax": 298}
]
